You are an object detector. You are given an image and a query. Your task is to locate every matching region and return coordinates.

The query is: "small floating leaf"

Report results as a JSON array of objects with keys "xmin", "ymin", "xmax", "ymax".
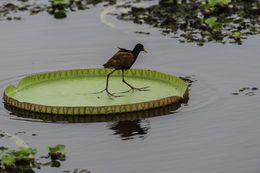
[
  {"xmin": 205, "ymin": 17, "xmax": 217, "ymax": 25},
  {"xmin": 239, "ymin": 87, "xmax": 250, "ymax": 92},
  {"xmin": 232, "ymin": 32, "xmax": 241, "ymax": 38},
  {"xmin": 245, "ymin": 92, "xmax": 255, "ymax": 96}
]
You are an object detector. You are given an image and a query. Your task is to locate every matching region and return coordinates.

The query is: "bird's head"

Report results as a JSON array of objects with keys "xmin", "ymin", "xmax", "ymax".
[{"xmin": 134, "ymin": 43, "xmax": 148, "ymax": 54}]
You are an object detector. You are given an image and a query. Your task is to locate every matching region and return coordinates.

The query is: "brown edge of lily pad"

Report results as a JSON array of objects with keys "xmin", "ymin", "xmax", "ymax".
[
  {"xmin": 2, "ymin": 69, "xmax": 189, "ymax": 115},
  {"xmin": 3, "ymin": 89, "xmax": 188, "ymax": 115}
]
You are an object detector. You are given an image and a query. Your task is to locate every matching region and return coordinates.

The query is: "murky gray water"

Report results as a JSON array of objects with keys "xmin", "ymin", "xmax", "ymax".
[{"xmin": 1, "ymin": 6, "xmax": 260, "ymax": 173}]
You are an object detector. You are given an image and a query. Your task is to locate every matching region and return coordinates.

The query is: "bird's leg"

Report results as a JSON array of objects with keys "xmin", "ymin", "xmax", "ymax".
[
  {"xmin": 93, "ymin": 69, "xmax": 122, "ymax": 97},
  {"xmin": 105, "ymin": 69, "xmax": 119, "ymax": 97},
  {"xmin": 121, "ymin": 70, "xmax": 150, "ymax": 93}
]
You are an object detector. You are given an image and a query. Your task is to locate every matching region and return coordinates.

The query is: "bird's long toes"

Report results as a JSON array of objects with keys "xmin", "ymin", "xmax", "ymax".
[
  {"xmin": 120, "ymin": 86, "xmax": 150, "ymax": 93},
  {"xmin": 119, "ymin": 89, "xmax": 132, "ymax": 94},
  {"xmin": 139, "ymin": 86, "xmax": 150, "ymax": 90},
  {"xmin": 106, "ymin": 90, "xmax": 124, "ymax": 97},
  {"xmin": 92, "ymin": 89, "xmax": 106, "ymax": 94},
  {"xmin": 133, "ymin": 86, "xmax": 150, "ymax": 91}
]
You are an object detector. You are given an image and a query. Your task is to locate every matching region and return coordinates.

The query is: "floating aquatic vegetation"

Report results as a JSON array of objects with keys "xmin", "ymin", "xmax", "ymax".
[
  {"xmin": 48, "ymin": 0, "xmax": 86, "ymax": 19},
  {"xmin": 245, "ymin": 91, "xmax": 255, "ymax": 96},
  {"xmin": 0, "ymin": 147, "xmax": 37, "ymax": 171},
  {"xmin": 117, "ymin": 0, "xmax": 260, "ymax": 45},
  {"xmin": 135, "ymin": 31, "xmax": 150, "ymax": 35},
  {"xmin": 251, "ymin": 87, "xmax": 258, "ymax": 91},
  {"xmin": 232, "ymin": 87, "xmax": 258, "ymax": 96},
  {"xmin": 0, "ymin": 155, "xmax": 16, "ymax": 171},
  {"xmin": 200, "ymin": 0, "xmax": 233, "ymax": 15},
  {"xmin": 47, "ymin": 0, "xmax": 117, "ymax": 18},
  {"xmin": 0, "ymin": 143, "xmax": 70, "ymax": 172},
  {"xmin": 0, "ymin": 0, "xmax": 47, "ymax": 20},
  {"xmin": 1, "ymin": 0, "xmax": 259, "ymax": 45},
  {"xmin": 0, "ymin": 131, "xmax": 71, "ymax": 172},
  {"xmin": 0, "ymin": 0, "xmax": 115, "ymax": 20},
  {"xmin": 0, "ymin": 147, "xmax": 8, "ymax": 151},
  {"xmin": 63, "ymin": 168, "xmax": 91, "ymax": 173},
  {"xmin": 47, "ymin": 144, "xmax": 66, "ymax": 161},
  {"xmin": 8, "ymin": 147, "xmax": 37, "ymax": 166},
  {"xmin": 179, "ymin": 75, "xmax": 197, "ymax": 87}
]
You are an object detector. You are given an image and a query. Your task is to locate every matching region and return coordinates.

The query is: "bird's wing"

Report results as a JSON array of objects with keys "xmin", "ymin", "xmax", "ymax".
[
  {"xmin": 117, "ymin": 47, "xmax": 131, "ymax": 53},
  {"xmin": 103, "ymin": 51, "xmax": 135, "ymax": 69}
]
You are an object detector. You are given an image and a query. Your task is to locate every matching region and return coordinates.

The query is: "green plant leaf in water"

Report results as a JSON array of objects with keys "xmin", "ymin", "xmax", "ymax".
[
  {"xmin": 52, "ymin": 0, "xmax": 70, "ymax": 5},
  {"xmin": 201, "ymin": 0, "xmax": 232, "ymax": 14},
  {"xmin": 198, "ymin": 16, "xmax": 204, "ymax": 25},
  {"xmin": 1, "ymin": 155, "xmax": 15, "ymax": 164},
  {"xmin": 228, "ymin": 4, "xmax": 233, "ymax": 8},
  {"xmin": 48, "ymin": 0, "xmax": 70, "ymax": 6},
  {"xmin": 232, "ymin": 31, "xmax": 241, "ymax": 38},
  {"xmin": 48, "ymin": 144, "xmax": 66, "ymax": 154},
  {"xmin": 216, "ymin": 0, "xmax": 231, "ymax": 6},
  {"xmin": 7, "ymin": 147, "xmax": 37, "ymax": 159},
  {"xmin": 205, "ymin": 17, "xmax": 217, "ymax": 24},
  {"xmin": 208, "ymin": 0, "xmax": 217, "ymax": 7},
  {"xmin": 0, "ymin": 155, "xmax": 16, "ymax": 169},
  {"xmin": 201, "ymin": 1, "xmax": 214, "ymax": 12},
  {"xmin": 205, "ymin": 17, "xmax": 222, "ymax": 30},
  {"xmin": 211, "ymin": 22, "xmax": 222, "ymax": 30}
]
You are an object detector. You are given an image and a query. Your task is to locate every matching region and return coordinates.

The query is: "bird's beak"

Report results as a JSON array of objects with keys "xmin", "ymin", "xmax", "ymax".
[{"xmin": 143, "ymin": 49, "xmax": 148, "ymax": 53}]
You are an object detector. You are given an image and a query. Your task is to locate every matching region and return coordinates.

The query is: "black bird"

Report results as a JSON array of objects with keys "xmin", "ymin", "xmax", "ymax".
[{"xmin": 102, "ymin": 43, "xmax": 148, "ymax": 97}]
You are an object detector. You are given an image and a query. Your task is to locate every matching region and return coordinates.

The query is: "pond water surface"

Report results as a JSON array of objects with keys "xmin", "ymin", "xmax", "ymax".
[{"xmin": 1, "ymin": 4, "xmax": 260, "ymax": 173}]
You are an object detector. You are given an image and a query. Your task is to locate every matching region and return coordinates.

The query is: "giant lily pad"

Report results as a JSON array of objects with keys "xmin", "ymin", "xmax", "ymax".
[{"xmin": 3, "ymin": 69, "xmax": 188, "ymax": 115}]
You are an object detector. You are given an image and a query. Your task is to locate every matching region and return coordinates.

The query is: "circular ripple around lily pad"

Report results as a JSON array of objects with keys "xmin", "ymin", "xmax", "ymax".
[{"xmin": 3, "ymin": 69, "xmax": 188, "ymax": 115}]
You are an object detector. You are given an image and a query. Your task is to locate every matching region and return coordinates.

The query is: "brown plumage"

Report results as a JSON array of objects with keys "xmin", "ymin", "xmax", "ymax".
[
  {"xmin": 103, "ymin": 49, "xmax": 134, "ymax": 70},
  {"xmin": 103, "ymin": 45, "xmax": 147, "ymax": 70},
  {"xmin": 101, "ymin": 43, "xmax": 148, "ymax": 97}
]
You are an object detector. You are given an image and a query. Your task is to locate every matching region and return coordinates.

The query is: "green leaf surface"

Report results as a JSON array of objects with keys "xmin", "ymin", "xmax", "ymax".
[
  {"xmin": 205, "ymin": 17, "xmax": 217, "ymax": 25},
  {"xmin": 7, "ymin": 147, "xmax": 37, "ymax": 159},
  {"xmin": 1, "ymin": 155, "xmax": 15, "ymax": 165},
  {"xmin": 48, "ymin": 144, "xmax": 66, "ymax": 154},
  {"xmin": 1, "ymin": 155, "xmax": 15, "ymax": 169},
  {"xmin": 232, "ymin": 31, "xmax": 241, "ymax": 38},
  {"xmin": 4, "ymin": 69, "xmax": 188, "ymax": 115}
]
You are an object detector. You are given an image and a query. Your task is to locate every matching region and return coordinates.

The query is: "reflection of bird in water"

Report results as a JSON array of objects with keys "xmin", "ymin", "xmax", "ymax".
[
  {"xmin": 101, "ymin": 43, "xmax": 148, "ymax": 97},
  {"xmin": 109, "ymin": 120, "xmax": 150, "ymax": 140}
]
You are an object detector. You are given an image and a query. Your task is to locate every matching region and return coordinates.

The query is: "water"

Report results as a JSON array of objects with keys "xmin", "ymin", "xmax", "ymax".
[{"xmin": 1, "ymin": 6, "xmax": 260, "ymax": 173}]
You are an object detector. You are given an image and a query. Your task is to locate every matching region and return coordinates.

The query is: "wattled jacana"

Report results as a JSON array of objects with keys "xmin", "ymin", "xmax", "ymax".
[{"xmin": 101, "ymin": 43, "xmax": 148, "ymax": 97}]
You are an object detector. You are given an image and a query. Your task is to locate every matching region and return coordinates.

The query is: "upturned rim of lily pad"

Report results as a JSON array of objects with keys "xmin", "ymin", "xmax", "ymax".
[{"xmin": 3, "ymin": 68, "xmax": 189, "ymax": 115}]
